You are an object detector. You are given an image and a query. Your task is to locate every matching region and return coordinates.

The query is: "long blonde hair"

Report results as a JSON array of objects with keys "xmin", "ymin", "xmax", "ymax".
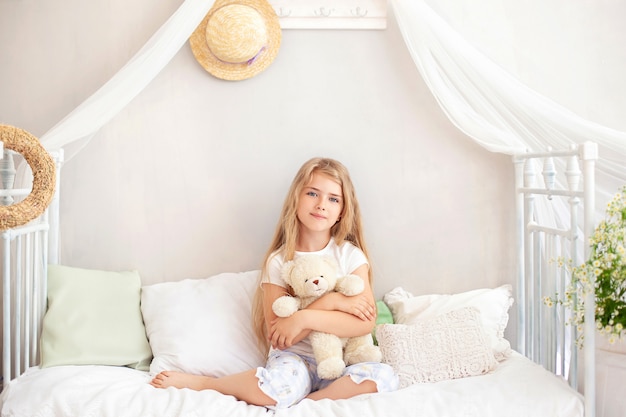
[{"xmin": 252, "ymin": 157, "xmax": 371, "ymax": 354}]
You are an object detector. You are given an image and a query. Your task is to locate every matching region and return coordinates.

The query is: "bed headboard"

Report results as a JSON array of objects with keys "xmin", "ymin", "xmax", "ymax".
[
  {"xmin": 513, "ymin": 142, "xmax": 597, "ymax": 417},
  {"xmin": 0, "ymin": 147, "xmax": 63, "ymax": 386}
]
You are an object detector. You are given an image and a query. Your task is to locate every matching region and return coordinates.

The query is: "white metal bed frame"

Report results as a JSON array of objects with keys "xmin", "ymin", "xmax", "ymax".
[
  {"xmin": 0, "ymin": 143, "xmax": 597, "ymax": 417},
  {"xmin": 514, "ymin": 142, "xmax": 597, "ymax": 417},
  {"xmin": 0, "ymin": 148, "xmax": 63, "ymax": 387}
]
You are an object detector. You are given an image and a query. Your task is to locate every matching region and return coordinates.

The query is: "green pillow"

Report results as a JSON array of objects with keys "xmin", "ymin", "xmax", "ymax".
[
  {"xmin": 373, "ymin": 300, "xmax": 394, "ymax": 345},
  {"xmin": 40, "ymin": 265, "xmax": 152, "ymax": 370}
]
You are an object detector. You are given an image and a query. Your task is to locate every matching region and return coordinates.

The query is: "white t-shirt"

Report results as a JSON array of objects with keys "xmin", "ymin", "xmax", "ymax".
[{"xmin": 262, "ymin": 239, "xmax": 369, "ymax": 358}]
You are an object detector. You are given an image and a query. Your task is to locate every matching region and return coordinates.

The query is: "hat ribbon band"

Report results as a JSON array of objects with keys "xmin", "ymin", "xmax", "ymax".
[
  {"xmin": 215, "ymin": 46, "xmax": 266, "ymax": 66},
  {"xmin": 246, "ymin": 46, "xmax": 266, "ymax": 66}
]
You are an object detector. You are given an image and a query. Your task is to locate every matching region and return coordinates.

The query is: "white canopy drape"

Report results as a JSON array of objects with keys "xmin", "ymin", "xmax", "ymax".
[
  {"xmin": 391, "ymin": 0, "xmax": 625, "ymax": 208},
  {"xmin": 38, "ymin": 0, "xmax": 625, "ymax": 211},
  {"xmin": 39, "ymin": 0, "xmax": 215, "ymax": 159}
]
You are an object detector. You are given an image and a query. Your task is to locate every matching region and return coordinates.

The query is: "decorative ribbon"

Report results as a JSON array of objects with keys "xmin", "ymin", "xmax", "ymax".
[{"xmin": 246, "ymin": 46, "xmax": 266, "ymax": 66}]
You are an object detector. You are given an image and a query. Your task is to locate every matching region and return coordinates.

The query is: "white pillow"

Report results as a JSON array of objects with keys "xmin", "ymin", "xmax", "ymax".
[
  {"xmin": 383, "ymin": 285, "xmax": 513, "ymax": 361},
  {"xmin": 376, "ymin": 307, "xmax": 497, "ymax": 388},
  {"xmin": 141, "ymin": 270, "xmax": 266, "ymax": 377}
]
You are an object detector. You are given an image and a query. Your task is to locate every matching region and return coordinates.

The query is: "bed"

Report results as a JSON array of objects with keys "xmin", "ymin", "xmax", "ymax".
[{"xmin": 0, "ymin": 139, "xmax": 597, "ymax": 417}]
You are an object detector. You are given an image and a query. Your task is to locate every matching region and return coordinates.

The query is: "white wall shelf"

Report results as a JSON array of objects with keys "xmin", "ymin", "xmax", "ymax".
[{"xmin": 270, "ymin": 0, "xmax": 387, "ymax": 29}]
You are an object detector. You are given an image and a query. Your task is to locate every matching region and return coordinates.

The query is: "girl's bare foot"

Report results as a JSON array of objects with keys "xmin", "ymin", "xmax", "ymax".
[{"xmin": 150, "ymin": 371, "xmax": 214, "ymax": 390}]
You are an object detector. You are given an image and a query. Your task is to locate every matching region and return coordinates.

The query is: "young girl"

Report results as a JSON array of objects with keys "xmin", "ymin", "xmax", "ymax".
[{"xmin": 150, "ymin": 157, "xmax": 398, "ymax": 408}]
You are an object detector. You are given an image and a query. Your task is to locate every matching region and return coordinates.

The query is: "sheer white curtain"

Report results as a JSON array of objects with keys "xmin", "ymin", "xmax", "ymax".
[
  {"xmin": 39, "ymin": 0, "xmax": 215, "ymax": 161},
  {"xmin": 391, "ymin": 0, "xmax": 626, "ymax": 209}
]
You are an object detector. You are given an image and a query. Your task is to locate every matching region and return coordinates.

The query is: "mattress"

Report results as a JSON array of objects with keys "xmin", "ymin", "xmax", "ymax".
[{"xmin": 0, "ymin": 352, "xmax": 583, "ymax": 417}]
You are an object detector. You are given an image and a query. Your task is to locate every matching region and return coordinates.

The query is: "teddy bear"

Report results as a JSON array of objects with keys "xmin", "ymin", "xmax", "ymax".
[{"xmin": 272, "ymin": 254, "xmax": 382, "ymax": 380}]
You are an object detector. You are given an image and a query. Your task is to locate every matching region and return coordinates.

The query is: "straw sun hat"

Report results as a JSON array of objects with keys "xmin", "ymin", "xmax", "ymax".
[{"xmin": 190, "ymin": 0, "xmax": 281, "ymax": 81}]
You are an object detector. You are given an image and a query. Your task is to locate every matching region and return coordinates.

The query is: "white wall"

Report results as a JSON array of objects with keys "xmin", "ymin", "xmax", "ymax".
[
  {"xmin": 0, "ymin": 0, "xmax": 515, "ymax": 295},
  {"xmin": 1, "ymin": 0, "xmax": 625, "ymax": 350}
]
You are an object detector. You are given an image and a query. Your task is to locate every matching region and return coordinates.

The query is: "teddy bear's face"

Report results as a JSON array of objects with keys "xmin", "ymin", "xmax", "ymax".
[{"xmin": 283, "ymin": 256, "xmax": 339, "ymax": 299}]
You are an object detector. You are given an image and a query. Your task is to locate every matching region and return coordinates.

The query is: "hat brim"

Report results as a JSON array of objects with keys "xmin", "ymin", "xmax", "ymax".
[{"xmin": 190, "ymin": 0, "xmax": 281, "ymax": 81}]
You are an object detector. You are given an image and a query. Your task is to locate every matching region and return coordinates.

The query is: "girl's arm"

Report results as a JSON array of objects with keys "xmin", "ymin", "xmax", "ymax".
[
  {"xmin": 268, "ymin": 264, "xmax": 377, "ymax": 350},
  {"xmin": 262, "ymin": 282, "xmax": 312, "ymax": 349}
]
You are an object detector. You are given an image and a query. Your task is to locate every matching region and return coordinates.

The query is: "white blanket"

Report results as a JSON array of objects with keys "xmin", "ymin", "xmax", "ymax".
[{"xmin": 0, "ymin": 352, "xmax": 583, "ymax": 417}]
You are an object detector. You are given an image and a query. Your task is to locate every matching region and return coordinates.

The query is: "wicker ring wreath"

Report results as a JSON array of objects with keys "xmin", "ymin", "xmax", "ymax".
[{"xmin": 0, "ymin": 124, "xmax": 56, "ymax": 231}]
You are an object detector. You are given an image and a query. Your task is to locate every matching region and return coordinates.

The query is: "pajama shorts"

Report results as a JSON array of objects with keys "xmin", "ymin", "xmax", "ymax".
[{"xmin": 255, "ymin": 350, "xmax": 399, "ymax": 409}]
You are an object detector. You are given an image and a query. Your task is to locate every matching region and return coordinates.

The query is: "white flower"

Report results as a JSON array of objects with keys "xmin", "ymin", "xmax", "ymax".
[{"xmin": 548, "ymin": 185, "xmax": 626, "ymax": 346}]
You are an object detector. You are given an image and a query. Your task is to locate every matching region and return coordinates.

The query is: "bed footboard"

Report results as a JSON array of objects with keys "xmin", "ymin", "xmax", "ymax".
[{"xmin": 514, "ymin": 142, "xmax": 597, "ymax": 417}]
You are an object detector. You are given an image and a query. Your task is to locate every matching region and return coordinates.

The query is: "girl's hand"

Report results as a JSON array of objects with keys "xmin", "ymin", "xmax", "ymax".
[
  {"xmin": 334, "ymin": 293, "xmax": 376, "ymax": 321},
  {"xmin": 269, "ymin": 312, "xmax": 310, "ymax": 350}
]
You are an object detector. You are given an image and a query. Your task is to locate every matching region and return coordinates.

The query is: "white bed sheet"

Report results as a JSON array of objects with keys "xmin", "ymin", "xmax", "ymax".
[{"xmin": 0, "ymin": 352, "xmax": 583, "ymax": 417}]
